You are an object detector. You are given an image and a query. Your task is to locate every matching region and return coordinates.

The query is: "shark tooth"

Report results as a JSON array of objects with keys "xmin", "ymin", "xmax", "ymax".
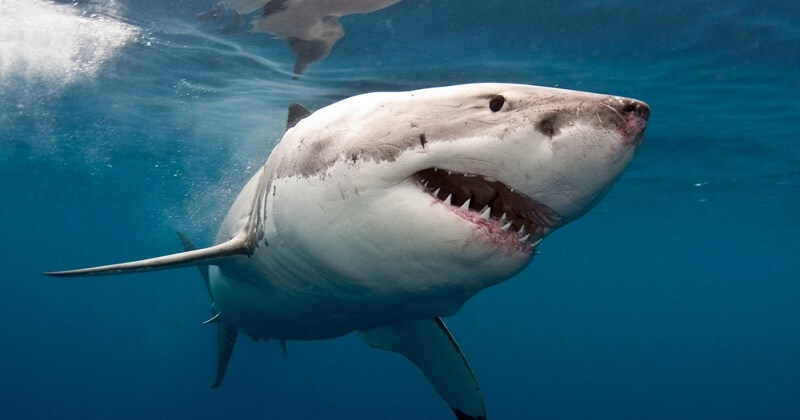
[{"xmin": 460, "ymin": 198, "xmax": 471, "ymax": 210}]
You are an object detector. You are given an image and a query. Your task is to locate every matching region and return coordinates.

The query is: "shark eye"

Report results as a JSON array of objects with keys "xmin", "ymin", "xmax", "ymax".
[{"xmin": 489, "ymin": 95, "xmax": 505, "ymax": 112}]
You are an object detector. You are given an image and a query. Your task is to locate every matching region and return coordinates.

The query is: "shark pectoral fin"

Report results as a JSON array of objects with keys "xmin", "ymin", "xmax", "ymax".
[
  {"xmin": 359, "ymin": 318, "xmax": 486, "ymax": 420},
  {"xmin": 211, "ymin": 322, "xmax": 238, "ymax": 389},
  {"xmin": 44, "ymin": 232, "xmax": 253, "ymax": 277}
]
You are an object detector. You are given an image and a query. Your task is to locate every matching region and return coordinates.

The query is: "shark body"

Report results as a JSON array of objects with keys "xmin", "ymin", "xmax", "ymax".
[{"xmin": 48, "ymin": 83, "xmax": 650, "ymax": 419}]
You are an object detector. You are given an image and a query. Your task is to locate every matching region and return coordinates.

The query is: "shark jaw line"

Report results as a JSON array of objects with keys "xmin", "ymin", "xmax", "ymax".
[{"xmin": 413, "ymin": 167, "xmax": 562, "ymax": 254}]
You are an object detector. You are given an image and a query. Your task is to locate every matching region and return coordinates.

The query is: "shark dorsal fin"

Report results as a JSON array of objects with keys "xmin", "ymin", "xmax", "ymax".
[
  {"xmin": 286, "ymin": 103, "xmax": 311, "ymax": 131},
  {"xmin": 44, "ymin": 232, "xmax": 252, "ymax": 277}
]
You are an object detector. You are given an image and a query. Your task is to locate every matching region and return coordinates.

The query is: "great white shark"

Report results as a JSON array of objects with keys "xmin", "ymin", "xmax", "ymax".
[{"xmin": 47, "ymin": 83, "xmax": 650, "ymax": 419}]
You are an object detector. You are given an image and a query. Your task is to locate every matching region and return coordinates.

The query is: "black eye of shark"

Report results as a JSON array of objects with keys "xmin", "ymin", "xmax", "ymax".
[
  {"xmin": 488, "ymin": 95, "xmax": 505, "ymax": 112},
  {"xmin": 414, "ymin": 168, "xmax": 561, "ymax": 246}
]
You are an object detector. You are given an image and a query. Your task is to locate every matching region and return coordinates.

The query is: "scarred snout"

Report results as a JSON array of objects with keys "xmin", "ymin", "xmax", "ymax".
[{"xmin": 601, "ymin": 97, "xmax": 650, "ymax": 147}]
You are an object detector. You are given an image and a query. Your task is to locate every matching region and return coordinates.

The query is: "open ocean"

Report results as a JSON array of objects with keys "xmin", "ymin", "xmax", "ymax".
[{"xmin": 1, "ymin": 0, "xmax": 798, "ymax": 419}]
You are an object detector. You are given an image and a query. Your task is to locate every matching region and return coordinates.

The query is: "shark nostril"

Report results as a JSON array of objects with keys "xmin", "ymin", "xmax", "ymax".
[{"xmin": 536, "ymin": 113, "xmax": 559, "ymax": 137}]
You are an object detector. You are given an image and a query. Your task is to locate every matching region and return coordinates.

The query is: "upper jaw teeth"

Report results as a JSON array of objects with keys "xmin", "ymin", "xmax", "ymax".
[{"xmin": 418, "ymin": 168, "xmax": 549, "ymax": 248}]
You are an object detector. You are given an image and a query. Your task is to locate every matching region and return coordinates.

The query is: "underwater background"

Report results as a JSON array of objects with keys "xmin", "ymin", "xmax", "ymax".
[{"xmin": 1, "ymin": 0, "xmax": 798, "ymax": 418}]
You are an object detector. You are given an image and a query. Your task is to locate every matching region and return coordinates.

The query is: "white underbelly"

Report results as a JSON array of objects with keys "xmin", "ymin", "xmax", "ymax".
[{"xmin": 207, "ymin": 254, "xmax": 475, "ymax": 341}]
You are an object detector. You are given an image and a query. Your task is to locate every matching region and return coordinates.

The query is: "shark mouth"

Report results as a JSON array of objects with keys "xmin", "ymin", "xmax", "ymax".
[{"xmin": 414, "ymin": 168, "xmax": 562, "ymax": 252}]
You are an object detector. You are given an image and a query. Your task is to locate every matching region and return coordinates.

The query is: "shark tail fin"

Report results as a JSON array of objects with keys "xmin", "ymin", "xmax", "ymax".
[{"xmin": 43, "ymin": 232, "xmax": 253, "ymax": 277}]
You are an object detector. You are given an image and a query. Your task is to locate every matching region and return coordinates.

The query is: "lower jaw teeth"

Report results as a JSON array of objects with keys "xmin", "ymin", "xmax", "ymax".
[{"xmin": 428, "ymin": 189, "xmax": 542, "ymax": 248}]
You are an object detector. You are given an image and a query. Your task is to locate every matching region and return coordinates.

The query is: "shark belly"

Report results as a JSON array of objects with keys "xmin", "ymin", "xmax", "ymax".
[
  {"xmin": 207, "ymin": 237, "xmax": 482, "ymax": 341},
  {"xmin": 208, "ymin": 263, "xmax": 357, "ymax": 340}
]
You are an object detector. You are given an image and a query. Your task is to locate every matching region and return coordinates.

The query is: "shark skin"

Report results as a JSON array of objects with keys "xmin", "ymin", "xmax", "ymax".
[{"xmin": 46, "ymin": 83, "xmax": 650, "ymax": 419}]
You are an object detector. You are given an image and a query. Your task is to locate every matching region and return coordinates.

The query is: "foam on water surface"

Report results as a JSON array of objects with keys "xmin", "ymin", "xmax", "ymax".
[{"xmin": 0, "ymin": 0, "xmax": 138, "ymax": 87}]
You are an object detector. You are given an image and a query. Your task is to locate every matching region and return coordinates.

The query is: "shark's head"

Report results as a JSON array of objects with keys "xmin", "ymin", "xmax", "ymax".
[{"xmin": 267, "ymin": 83, "xmax": 649, "ymax": 316}]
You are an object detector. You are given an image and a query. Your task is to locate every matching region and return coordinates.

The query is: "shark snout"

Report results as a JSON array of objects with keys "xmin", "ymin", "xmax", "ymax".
[{"xmin": 603, "ymin": 97, "xmax": 650, "ymax": 147}]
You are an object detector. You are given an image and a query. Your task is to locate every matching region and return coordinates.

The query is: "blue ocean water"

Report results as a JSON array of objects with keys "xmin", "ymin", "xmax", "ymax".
[{"xmin": 1, "ymin": 0, "xmax": 798, "ymax": 418}]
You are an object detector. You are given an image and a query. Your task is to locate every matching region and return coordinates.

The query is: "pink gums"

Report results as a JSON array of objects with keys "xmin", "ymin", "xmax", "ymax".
[
  {"xmin": 434, "ymin": 201, "xmax": 533, "ymax": 255},
  {"xmin": 619, "ymin": 115, "xmax": 648, "ymax": 147}
]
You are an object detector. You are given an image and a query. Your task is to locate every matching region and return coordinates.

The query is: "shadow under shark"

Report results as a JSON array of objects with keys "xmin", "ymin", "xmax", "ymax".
[{"xmin": 47, "ymin": 83, "xmax": 649, "ymax": 419}]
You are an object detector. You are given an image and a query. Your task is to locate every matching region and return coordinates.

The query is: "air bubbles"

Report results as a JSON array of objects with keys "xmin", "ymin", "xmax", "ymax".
[{"xmin": 0, "ymin": 0, "xmax": 139, "ymax": 87}]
